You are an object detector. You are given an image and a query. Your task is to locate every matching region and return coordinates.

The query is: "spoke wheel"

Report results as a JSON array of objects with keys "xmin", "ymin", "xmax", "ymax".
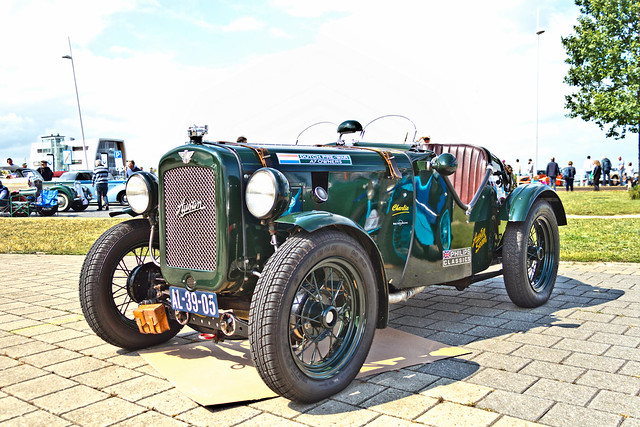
[
  {"xmin": 250, "ymin": 230, "xmax": 377, "ymax": 403},
  {"xmin": 79, "ymin": 218, "xmax": 182, "ymax": 349},
  {"xmin": 289, "ymin": 259, "xmax": 365, "ymax": 379},
  {"xmin": 503, "ymin": 200, "xmax": 559, "ymax": 307}
]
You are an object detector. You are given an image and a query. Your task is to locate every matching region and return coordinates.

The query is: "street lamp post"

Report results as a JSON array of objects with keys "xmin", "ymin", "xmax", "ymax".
[
  {"xmin": 535, "ymin": 14, "xmax": 545, "ymax": 173},
  {"xmin": 62, "ymin": 36, "xmax": 89, "ymax": 168}
]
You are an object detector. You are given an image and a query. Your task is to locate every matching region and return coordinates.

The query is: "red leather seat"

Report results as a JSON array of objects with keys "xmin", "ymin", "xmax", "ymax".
[{"xmin": 428, "ymin": 144, "xmax": 489, "ymax": 205}]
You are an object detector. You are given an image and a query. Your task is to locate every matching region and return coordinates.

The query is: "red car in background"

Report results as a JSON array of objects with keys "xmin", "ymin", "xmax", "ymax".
[{"xmin": 518, "ymin": 170, "xmax": 563, "ymax": 186}]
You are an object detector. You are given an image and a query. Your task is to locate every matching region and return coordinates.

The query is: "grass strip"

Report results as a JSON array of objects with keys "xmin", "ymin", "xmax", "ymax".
[
  {"xmin": 558, "ymin": 190, "xmax": 640, "ymax": 216},
  {"xmin": 560, "ymin": 218, "xmax": 640, "ymax": 263},
  {"xmin": 1, "ymin": 216, "xmax": 638, "ymax": 263},
  {"xmin": 0, "ymin": 217, "xmax": 124, "ymax": 255}
]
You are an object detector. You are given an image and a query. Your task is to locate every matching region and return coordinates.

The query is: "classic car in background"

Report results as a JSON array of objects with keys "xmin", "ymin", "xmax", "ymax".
[
  {"xmin": 1, "ymin": 166, "xmax": 81, "ymax": 212},
  {"xmin": 518, "ymin": 170, "xmax": 564, "ymax": 187},
  {"xmin": 53, "ymin": 170, "xmax": 126, "ymax": 206},
  {"xmin": 80, "ymin": 118, "xmax": 566, "ymax": 403}
]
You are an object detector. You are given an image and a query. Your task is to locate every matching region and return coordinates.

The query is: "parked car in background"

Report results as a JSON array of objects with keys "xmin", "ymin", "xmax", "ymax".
[
  {"xmin": 518, "ymin": 170, "xmax": 563, "ymax": 187},
  {"xmin": 107, "ymin": 182, "xmax": 128, "ymax": 205},
  {"xmin": 53, "ymin": 170, "xmax": 125, "ymax": 201},
  {"xmin": 1, "ymin": 166, "xmax": 81, "ymax": 212}
]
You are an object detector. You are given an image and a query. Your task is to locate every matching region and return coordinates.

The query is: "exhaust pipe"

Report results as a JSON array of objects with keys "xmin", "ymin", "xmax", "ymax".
[{"xmin": 388, "ymin": 286, "xmax": 427, "ymax": 304}]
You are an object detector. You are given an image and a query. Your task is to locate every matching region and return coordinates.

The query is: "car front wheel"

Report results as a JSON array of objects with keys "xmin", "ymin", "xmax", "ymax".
[
  {"xmin": 503, "ymin": 200, "xmax": 559, "ymax": 307},
  {"xmin": 249, "ymin": 230, "xmax": 378, "ymax": 403},
  {"xmin": 79, "ymin": 218, "xmax": 182, "ymax": 349}
]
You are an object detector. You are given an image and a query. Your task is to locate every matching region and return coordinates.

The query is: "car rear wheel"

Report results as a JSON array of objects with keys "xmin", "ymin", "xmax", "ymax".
[
  {"xmin": 503, "ymin": 200, "xmax": 559, "ymax": 307},
  {"xmin": 118, "ymin": 191, "xmax": 128, "ymax": 206},
  {"xmin": 57, "ymin": 192, "xmax": 71, "ymax": 212},
  {"xmin": 71, "ymin": 201, "xmax": 88, "ymax": 211},
  {"xmin": 249, "ymin": 230, "xmax": 378, "ymax": 403},
  {"xmin": 79, "ymin": 219, "xmax": 182, "ymax": 349}
]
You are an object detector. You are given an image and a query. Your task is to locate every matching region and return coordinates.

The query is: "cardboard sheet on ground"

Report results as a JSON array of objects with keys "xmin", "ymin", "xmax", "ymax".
[{"xmin": 139, "ymin": 328, "xmax": 469, "ymax": 406}]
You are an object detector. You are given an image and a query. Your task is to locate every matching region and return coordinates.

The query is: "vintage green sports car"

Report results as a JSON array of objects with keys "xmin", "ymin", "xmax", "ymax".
[{"xmin": 79, "ymin": 117, "xmax": 566, "ymax": 403}]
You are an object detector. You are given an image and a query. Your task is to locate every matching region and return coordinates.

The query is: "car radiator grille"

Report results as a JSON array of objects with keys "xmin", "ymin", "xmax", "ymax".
[{"xmin": 163, "ymin": 166, "xmax": 217, "ymax": 271}]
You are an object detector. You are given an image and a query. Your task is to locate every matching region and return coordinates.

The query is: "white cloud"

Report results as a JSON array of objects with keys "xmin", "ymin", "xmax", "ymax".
[
  {"xmin": 269, "ymin": 27, "xmax": 291, "ymax": 38},
  {"xmin": 222, "ymin": 16, "xmax": 266, "ymax": 32}
]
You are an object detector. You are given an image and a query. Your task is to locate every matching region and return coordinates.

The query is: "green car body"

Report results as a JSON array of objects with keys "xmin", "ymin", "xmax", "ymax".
[{"xmin": 80, "ymin": 120, "xmax": 566, "ymax": 403}]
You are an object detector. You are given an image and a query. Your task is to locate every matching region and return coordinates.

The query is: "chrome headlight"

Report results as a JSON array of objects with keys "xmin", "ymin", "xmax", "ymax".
[
  {"xmin": 245, "ymin": 168, "xmax": 290, "ymax": 219},
  {"xmin": 126, "ymin": 172, "xmax": 158, "ymax": 214}
]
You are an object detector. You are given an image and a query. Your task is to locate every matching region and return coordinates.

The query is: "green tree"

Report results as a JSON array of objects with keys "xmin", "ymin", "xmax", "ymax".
[{"xmin": 562, "ymin": 0, "xmax": 640, "ymax": 170}]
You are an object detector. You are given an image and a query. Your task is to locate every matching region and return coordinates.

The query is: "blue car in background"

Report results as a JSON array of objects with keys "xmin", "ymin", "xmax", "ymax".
[{"xmin": 55, "ymin": 170, "xmax": 128, "ymax": 205}]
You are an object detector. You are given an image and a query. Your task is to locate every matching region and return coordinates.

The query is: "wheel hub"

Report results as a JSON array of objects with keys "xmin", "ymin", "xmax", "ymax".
[
  {"xmin": 536, "ymin": 246, "xmax": 544, "ymax": 260},
  {"xmin": 321, "ymin": 307, "xmax": 338, "ymax": 328},
  {"xmin": 127, "ymin": 263, "xmax": 160, "ymax": 302}
]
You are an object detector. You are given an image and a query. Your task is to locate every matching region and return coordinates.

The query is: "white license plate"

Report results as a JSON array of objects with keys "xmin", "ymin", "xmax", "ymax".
[{"xmin": 170, "ymin": 287, "xmax": 218, "ymax": 317}]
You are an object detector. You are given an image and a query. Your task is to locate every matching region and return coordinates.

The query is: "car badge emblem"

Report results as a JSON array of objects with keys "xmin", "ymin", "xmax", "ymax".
[
  {"xmin": 176, "ymin": 198, "xmax": 206, "ymax": 218},
  {"xmin": 179, "ymin": 150, "xmax": 194, "ymax": 164}
]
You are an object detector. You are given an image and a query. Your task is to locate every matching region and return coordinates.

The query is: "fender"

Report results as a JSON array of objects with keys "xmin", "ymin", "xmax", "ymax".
[
  {"xmin": 47, "ymin": 184, "xmax": 76, "ymax": 200},
  {"xmin": 276, "ymin": 210, "xmax": 390, "ymax": 328},
  {"xmin": 501, "ymin": 184, "xmax": 567, "ymax": 226}
]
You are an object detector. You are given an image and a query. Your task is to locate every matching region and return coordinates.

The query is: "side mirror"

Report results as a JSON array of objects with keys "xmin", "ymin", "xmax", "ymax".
[{"xmin": 432, "ymin": 153, "xmax": 458, "ymax": 176}]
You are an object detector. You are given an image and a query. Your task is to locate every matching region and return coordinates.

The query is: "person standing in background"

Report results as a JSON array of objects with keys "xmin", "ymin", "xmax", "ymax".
[
  {"xmin": 93, "ymin": 159, "xmax": 109, "ymax": 211},
  {"xmin": 526, "ymin": 159, "xmax": 534, "ymax": 180},
  {"xmin": 565, "ymin": 161, "xmax": 576, "ymax": 192},
  {"xmin": 6, "ymin": 158, "xmax": 14, "ymax": 166},
  {"xmin": 126, "ymin": 160, "xmax": 141, "ymax": 178},
  {"xmin": 583, "ymin": 155, "xmax": 593, "ymax": 185},
  {"xmin": 592, "ymin": 160, "xmax": 602, "ymax": 191},
  {"xmin": 617, "ymin": 156, "xmax": 625, "ymax": 184},
  {"xmin": 546, "ymin": 157, "xmax": 560, "ymax": 190},
  {"xmin": 36, "ymin": 160, "xmax": 54, "ymax": 181},
  {"xmin": 601, "ymin": 156, "xmax": 611, "ymax": 186}
]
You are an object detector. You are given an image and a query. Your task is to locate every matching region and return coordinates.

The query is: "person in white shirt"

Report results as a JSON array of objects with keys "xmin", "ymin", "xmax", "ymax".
[{"xmin": 526, "ymin": 159, "xmax": 534, "ymax": 179}]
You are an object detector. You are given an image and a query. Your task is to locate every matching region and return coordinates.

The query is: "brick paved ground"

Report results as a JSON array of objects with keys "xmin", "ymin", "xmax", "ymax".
[{"xmin": 1, "ymin": 254, "xmax": 638, "ymax": 426}]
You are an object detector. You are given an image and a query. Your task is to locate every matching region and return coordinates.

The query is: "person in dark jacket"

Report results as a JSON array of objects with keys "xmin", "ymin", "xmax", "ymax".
[
  {"xmin": 36, "ymin": 160, "xmax": 54, "ymax": 181},
  {"xmin": 564, "ymin": 161, "xmax": 576, "ymax": 192},
  {"xmin": 601, "ymin": 157, "xmax": 611, "ymax": 186},
  {"xmin": 546, "ymin": 157, "xmax": 560, "ymax": 190},
  {"xmin": 592, "ymin": 160, "xmax": 602, "ymax": 191}
]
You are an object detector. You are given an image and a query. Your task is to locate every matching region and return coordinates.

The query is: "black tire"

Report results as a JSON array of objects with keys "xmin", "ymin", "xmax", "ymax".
[
  {"xmin": 37, "ymin": 206, "xmax": 58, "ymax": 216},
  {"xmin": 57, "ymin": 192, "xmax": 71, "ymax": 212},
  {"xmin": 503, "ymin": 200, "xmax": 559, "ymax": 307},
  {"xmin": 118, "ymin": 192, "xmax": 128, "ymax": 206},
  {"xmin": 71, "ymin": 201, "xmax": 88, "ymax": 212},
  {"xmin": 249, "ymin": 230, "xmax": 378, "ymax": 403},
  {"xmin": 79, "ymin": 218, "xmax": 182, "ymax": 349}
]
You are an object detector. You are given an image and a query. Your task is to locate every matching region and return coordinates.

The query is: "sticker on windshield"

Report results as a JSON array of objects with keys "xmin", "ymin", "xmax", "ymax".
[
  {"xmin": 443, "ymin": 248, "xmax": 471, "ymax": 267},
  {"xmin": 277, "ymin": 153, "xmax": 352, "ymax": 165}
]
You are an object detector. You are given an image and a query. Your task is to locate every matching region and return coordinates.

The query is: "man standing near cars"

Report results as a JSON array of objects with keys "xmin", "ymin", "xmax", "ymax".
[
  {"xmin": 546, "ymin": 157, "xmax": 560, "ymax": 190},
  {"xmin": 565, "ymin": 161, "xmax": 576, "ymax": 192},
  {"xmin": 526, "ymin": 158, "xmax": 534, "ymax": 180},
  {"xmin": 601, "ymin": 156, "xmax": 611, "ymax": 186},
  {"xmin": 126, "ymin": 160, "xmax": 141, "ymax": 178},
  {"xmin": 37, "ymin": 160, "xmax": 54, "ymax": 181},
  {"xmin": 93, "ymin": 159, "xmax": 109, "ymax": 211}
]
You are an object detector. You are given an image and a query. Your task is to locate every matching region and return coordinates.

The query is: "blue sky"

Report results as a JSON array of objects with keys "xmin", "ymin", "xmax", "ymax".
[{"xmin": 1, "ymin": 0, "xmax": 637, "ymax": 173}]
